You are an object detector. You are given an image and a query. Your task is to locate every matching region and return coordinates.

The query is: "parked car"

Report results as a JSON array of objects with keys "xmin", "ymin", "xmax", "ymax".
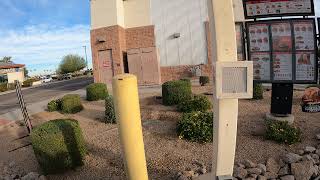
[{"xmin": 41, "ymin": 75, "xmax": 53, "ymax": 83}]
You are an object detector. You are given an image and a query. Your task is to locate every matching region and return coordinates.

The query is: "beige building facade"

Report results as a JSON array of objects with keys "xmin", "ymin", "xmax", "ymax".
[
  {"xmin": 90, "ymin": 0, "xmax": 245, "ymax": 84},
  {"xmin": 0, "ymin": 63, "xmax": 25, "ymax": 83}
]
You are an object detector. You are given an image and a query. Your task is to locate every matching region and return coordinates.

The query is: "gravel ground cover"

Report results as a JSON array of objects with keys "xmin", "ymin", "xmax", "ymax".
[{"xmin": 0, "ymin": 85, "xmax": 319, "ymax": 179}]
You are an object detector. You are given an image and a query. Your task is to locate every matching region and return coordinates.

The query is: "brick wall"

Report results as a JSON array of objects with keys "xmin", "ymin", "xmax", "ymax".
[{"xmin": 126, "ymin": 26, "xmax": 156, "ymax": 49}]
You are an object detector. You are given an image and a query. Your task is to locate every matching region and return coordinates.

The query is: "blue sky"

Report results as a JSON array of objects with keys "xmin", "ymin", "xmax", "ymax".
[
  {"xmin": 0, "ymin": 0, "xmax": 92, "ymax": 76},
  {"xmin": 0, "ymin": 0, "xmax": 319, "ymax": 76}
]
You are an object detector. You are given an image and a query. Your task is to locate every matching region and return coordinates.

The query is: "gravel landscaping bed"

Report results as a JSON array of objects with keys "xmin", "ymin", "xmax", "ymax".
[{"xmin": 0, "ymin": 85, "xmax": 319, "ymax": 179}]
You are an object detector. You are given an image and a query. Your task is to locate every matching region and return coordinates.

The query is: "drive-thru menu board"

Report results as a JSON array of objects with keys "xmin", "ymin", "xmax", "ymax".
[
  {"xmin": 246, "ymin": 19, "xmax": 317, "ymax": 83},
  {"xmin": 244, "ymin": 0, "xmax": 315, "ymax": 19}
]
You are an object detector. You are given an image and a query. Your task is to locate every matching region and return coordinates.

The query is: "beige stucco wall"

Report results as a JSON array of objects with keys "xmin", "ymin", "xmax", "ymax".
[
  {"xmin": 232, "ymin": 0, "xmax": 245, "ymax": 22},
  {"xmin": 90, "ymin": 0, "xmax": 125, "ymax": 29},
  {"xmin": 124, "ymin": 0, "xmax": 152, "ymax": 28},
  {"xmin": 7, "ymin": 71, "xmax": 24, "ymax": 83}
]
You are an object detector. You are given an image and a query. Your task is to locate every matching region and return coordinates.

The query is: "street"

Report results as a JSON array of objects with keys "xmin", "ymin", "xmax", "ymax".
[{"xmin": 0, "ymin": 77, "xmax": 93, "ymax": 115}]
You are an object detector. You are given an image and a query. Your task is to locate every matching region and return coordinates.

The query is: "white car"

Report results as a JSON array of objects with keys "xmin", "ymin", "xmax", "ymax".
[{"xmin": 42, "ymin": 75, "xmax": 53, "ymax": 83}]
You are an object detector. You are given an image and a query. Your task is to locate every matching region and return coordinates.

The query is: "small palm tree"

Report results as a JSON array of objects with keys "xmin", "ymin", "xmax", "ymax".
[{"xmin": 0, "ymin": 56, "xmax": 13, "ymax": 64}]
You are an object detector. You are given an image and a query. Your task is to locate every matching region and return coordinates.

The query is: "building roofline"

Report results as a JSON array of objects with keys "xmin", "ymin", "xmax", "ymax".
[{"xmin": 0, "ymin": 64, "xmax": 25, "ymax": 69}]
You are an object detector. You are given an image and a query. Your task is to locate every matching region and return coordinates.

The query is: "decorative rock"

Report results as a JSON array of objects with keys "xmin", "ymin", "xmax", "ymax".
[
  {"xmin": 244, "ymin": 178, "xmax": 255, "ymax": 180},
  {"xmin": 313, "ymin": 154, "xmax": 320, "ymax": 160},
  {"xmin": 177, "ymin": 175, "xmax": 189, "ymax": 180},
  {"xmin": 21, "ymin": 172, "xmax": 40, "ymax": 180},
  {"xmin": 198, "ymin": 167, "xmax": 207, "ymax": 175},
  {"xmin": 233, "ymin": 167, "xmax": 248, "ymax": 179},
  {"xmin": 247, "ymin": 168, "xmax": 262, "ymax": 175},
  {"xmin": 250, "ymin": 174, "xmax": 258, "ymax": 179},
  {"xmin": 264, "ymin": 172, "xmax": 277, "ymax": 179},
  {"xmin": 282, "ymin": 153, "xmax": 303, "ymax": 164},
  {"xmin": 313, "ymin": 165, "xmax": 319, "ymax": 177},
  {"xmin": 280, "ymin": 175, "xmax": 295, "ymax": 180},
  {"xmin": 305, "ymin": 146, "xmax": 317, "ymax": 153},
  {"xmin": 278, "ymin": 164, "xmax": 290, "ymax": 176},
  {"xmin": 236, "ymin": 163, "xmax": 245, "ymax": 169},
  {"xmin": 316, "ymin": 149, "xmax": 320, "ymax": 157},
  {"xmin": 243, "ymin": 160, "xmax": 257, "ymax": 168},
  {"xmin": 257, "ymin": 164, "xmax": 267, "ymax": 175},
  {"xmin": 39, "ymin": 176, "xmax": 47, "ymax": 180},
  {"xmin": 298, "ymin": 150, "xmax": 305, "ymax": 156},
  {"xmin": 258, "ymin": 175, "xmax": 267, "ymax": 180},
  {"xmin": 316, "ymin": 134, "xmax": 320, "ymax": 140},
  {"xmin": 303, "ymin": 154, "xmax": 313, "ymax": 161},
  {"xmin": 182, "ymin": 170, "xmax": 194, "ymax": 177},
  {"xmin": 291, "ymin": 160, "xmax": 314, "ymax": 180},
  {"xmin": 266, "ymin": 158, "xmax": 280, "ymax": 174}
]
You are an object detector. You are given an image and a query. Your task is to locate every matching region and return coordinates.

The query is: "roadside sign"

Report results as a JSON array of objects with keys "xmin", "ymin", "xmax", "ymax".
[
  {"xmin": 243, "ymin": 0, "xmax": 315, "ymax": 19},
  {"xmin": 246, "ymin": 18, "xmax": 318, "ymax": 84}
]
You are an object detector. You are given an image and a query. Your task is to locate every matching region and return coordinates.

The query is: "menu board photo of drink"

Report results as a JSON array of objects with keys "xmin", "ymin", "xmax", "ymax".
[
  {"xmin": 248, "ymin": 24, "xmax": 270, "ymax": 52},
  {"xmin": 296, "ymin": 52, "xmax": 316, "ymax": 81},
  {"xmin": 236, "ymin": 23, "xmax": 245, "ymax": 61},
  {"xmin": 251, "ymin": 52, "xmax": 271, "ymax": 80},
  {"xmin": 244, "ymin": 0, "xmax": 314, "ymax": 19},
  {"xmin": 271, "ymin": 22, "xmax": 292, "ymax": 52},
  {"xmin": 293, "ymin": 21, "xmax": 315, "ymax": 51},
  {"xmin": 273, "ymin": 53, "xmax": 293, "ymax": 81}
]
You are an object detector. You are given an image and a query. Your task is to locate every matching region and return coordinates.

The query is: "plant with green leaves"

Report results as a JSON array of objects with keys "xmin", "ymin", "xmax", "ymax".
[
  {"xmin": 265, "ymin": 120, "xmax": 301, "ymax": 145},
  {"xmin": 31, "ymin": 119, "xmax": 87, "ymax": 174},
  {"xmin": 177, "ymin": 111, "xmax": 213, "ymax": 143},
  {"xmin": 86, "ymin": 83, "xmax": 108, "ymax": 101},
  {"xmin": 162, "ymin": 80, "xmax": 192, "ymax": 106},
  {"xmin": 61, "ymin": 94, "xmax": 83, "ymax": 114},
  {"xmin": 47, "ymin": 99, "xmax": 62, "ymax": 112},
  {"xmin": 177, "ymin": 95, "xmax": 212, "ymax": 113},
  {"xmin": 58, "ymin": 54, "xmax": 86, "ymax": 74},
  {"xmin": 0, "ymin": 83, "xmax": 7, "ymax": 92},
  {"xmin": 105, "ymin": 96, "xmax": 116, "ymax": 124},
  {"xmin": 199, "ymin": 76, "xmax": 209, "ymax": 86},
  {"xmin": 253, "ymin": 83, "xmax": 264, "ymax": 100}
]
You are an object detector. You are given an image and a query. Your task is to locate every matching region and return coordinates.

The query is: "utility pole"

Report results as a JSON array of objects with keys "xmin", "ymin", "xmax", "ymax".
[{"xmin": 83, "ymin": 46, "xmax": 89, "ymax": 70}]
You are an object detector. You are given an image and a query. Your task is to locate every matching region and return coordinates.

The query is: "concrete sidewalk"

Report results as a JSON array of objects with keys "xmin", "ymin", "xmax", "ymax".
[{"xmin": 0, "ymin": 89, "xmax": 86, "ymax": 122}]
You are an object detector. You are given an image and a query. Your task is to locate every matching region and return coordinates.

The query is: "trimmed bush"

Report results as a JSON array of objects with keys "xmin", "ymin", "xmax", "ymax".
[
  {"xmin": 265, "ymin": 120, "xmax": 301, "ymax": 145},
  {"xmin": 23, "ymin": 78, "xmax": 37, "ymax": 87},
  {"xmin": 177, "ymin": 111, "xmax": 213, "ymax": 143},
  {"xmin": 253, "ymin": 83, "xmax": 264, "ymax": 100},
  {"xmin": 47, "ymin": 99, "xmax": 62, "ymax": 112},
  {"xmin": 7, "ymin": 83, "xmax": 15, "ymax": 90},
  {"xmin": 199, "ymin": 76, "xmax": 209, "ymax": 86},
  {"xmin": 0, "ymin": 83, "xmax": 8, "ymax": 92},
  {"xmin": 61, "ymin": 94, "xmax": 83, "ymax": 114},
  {"xmin": 31, "ymin": 119, "xmax": 87, "ymax": 174},
  {"xmin": 180, "ymin": 78, "xmax": 192, "ymax": 86},
  {"xmin": 162, "ymin": 80, "xmax": 192, "ymax": 106},
  {"xmin": 86, "ymin": 83, "xmax": 108, "ymax": 101},
  {"xmin": 105, "ymin": 96, "xmax": 116, "ymax": 124},
  {"xmin": 177, "ymin": 95, "xmax": 212, "ymax": 113}
]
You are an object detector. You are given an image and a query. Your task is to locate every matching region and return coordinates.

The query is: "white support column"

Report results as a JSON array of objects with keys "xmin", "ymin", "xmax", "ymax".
[{"xmin": 208, "ymin": 0, "xmax": 238, "ymax": 177}]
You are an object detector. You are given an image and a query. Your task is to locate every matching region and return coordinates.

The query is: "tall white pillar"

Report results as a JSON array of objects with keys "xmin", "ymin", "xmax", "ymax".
[{"xmin": 208, "ymin": 0, "xmax": 238, "ymax": 177}]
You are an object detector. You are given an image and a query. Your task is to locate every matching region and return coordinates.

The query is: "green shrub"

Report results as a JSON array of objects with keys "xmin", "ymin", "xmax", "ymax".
[
  {"xmin": 105, "ymin": 96, "xmax": 116, "ymax": 124},
  {"xmin": 177, "ymin": 111, "xmax": 213, "ymax": 143},
  {"xmin": 61, "ymin": 94, "xmax": 83, "ymax": 114},
  {"xmin": 177, "ymin": 95, "xmax": 212, "ymax": 113},
  {"xmin": 23, "ymin": 78, "xmax": 37, "ymax": 87},
  {"xmin": 199, "ymin": 76, "xmax": 209, "ymax": 86},
  {"xmin": 0, "ymin": 83, "xmax": 8, "ymax": 92},
  {"xmin": 265, "ymin": 120, "xmax": 301, "ymax": 145},
  {"xmin": 47, "ymin": 99, "xmax": 62, "ymax": 112},
  {"xmin": 180, "ymin": 78, "xmax": 192, "ymax": 86},
  {"xmin": 253, "ymin": 83, "xmax": 264, "ymax": 100},
  {"xmin": 31, "ymin": 119, "xmax": 87, "ymax": 174},
  {"xmin": 162, "ymin": 80, "xmax": 192, "ymax": 106},
  {"xmin": 86, "ymin": 83, "xmax": 108, "ymax": 101}
]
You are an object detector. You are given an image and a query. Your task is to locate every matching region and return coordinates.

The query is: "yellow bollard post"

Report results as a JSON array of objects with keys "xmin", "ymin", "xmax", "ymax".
[{"xmin": 112, "ymin": 74, "xmax": 149, "ymax": 180}]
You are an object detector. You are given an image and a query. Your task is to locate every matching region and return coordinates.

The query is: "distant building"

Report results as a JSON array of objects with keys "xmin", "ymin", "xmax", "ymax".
[
  {"xmin": 90, "ymin": 0, "xmax": 245, "ymax": 85},
  {"xmin": 0, "ymin": 62, "xmax": 25, "ymax": 83}
]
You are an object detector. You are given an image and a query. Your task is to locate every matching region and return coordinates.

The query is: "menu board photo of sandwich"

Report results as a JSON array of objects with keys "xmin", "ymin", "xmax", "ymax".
[
  {"xmin": 248, "ymin": 23, "xmax": 270, "ymax": 52},
  {"xmin": 251, "ymin": 52, "xmax": 271, "ymax": 80},
  {"xmin": 271, "ymin": 22, "xmax": 292, "ymax": 52},
  {"xmin": 293, "ymin": 21, "xmax": 315, "ymax": 51},
  {"xmin": 296, "ymin": 52, "xmax": 315, "ymax": 81},
  {"xmin": 273, "ymin": 52, "xmax": 293, "ymax": 81}
]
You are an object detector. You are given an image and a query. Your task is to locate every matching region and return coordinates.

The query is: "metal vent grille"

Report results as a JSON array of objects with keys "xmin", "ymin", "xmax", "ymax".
[{"xmin": 222, "ymin": 67, "xmax": 247, "ymax": 93}]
